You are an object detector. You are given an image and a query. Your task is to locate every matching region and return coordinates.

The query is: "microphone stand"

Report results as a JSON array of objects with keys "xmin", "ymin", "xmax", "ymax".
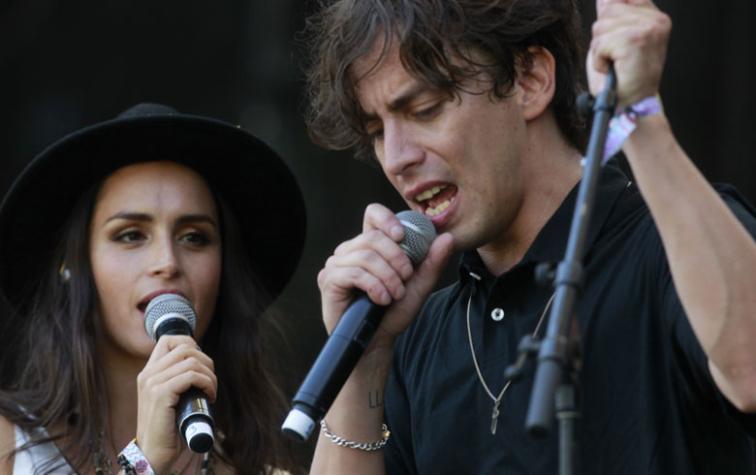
[{"xmin": 506, "ymin": 67, "xmax": 617, "ymax": 475}]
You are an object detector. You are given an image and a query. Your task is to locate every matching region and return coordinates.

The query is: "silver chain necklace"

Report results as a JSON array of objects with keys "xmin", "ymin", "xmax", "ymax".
[{"xmin": 465, "ymin": 272, "xmax": 555, "ymax": 435}]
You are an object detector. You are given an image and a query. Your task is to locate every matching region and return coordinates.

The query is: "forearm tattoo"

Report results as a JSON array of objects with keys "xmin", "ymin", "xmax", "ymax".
[{"xmin": 368, "ymin": 390, "xmax": 384, "ymax": 409}]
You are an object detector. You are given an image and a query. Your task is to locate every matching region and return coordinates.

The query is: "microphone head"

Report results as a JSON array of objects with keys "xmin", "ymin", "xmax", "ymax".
[
  {"xmin": 396, "ymin": 210, "xmax": 437, "ymax": 266},
  {"xmin": 144, "ymin": 293, "xmax": 197, "ymax": 341}
]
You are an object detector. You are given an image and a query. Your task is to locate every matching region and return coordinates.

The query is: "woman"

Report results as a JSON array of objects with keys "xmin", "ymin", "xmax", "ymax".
[{"xmin": 0, "ymin": 103, "xmax": 307, "ymax": 474}]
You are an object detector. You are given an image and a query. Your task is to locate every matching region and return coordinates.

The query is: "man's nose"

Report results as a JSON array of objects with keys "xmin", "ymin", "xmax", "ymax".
[{"xmin": 380, "ymin": 121, "xmax": 425, "ymax": 177}]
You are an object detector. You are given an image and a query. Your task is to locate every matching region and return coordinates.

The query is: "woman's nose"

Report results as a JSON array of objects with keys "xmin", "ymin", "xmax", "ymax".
[{"xmin": 147, "ymin": 237, "xmax": 181, "ymax": 279}]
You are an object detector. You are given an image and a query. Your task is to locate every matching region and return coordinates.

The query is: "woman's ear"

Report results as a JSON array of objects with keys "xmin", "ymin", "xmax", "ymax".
[{"xmin": 515, "ymin": 46, "xmax": 557, "ymax": 121}]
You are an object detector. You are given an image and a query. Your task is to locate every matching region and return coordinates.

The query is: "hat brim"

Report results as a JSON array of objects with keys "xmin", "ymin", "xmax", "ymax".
[{"xmin": 0, "ymin": 112, "xmax": 306, "ymax": 310}]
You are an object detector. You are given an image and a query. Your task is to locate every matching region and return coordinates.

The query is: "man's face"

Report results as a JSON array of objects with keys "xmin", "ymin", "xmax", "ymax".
[{"xmin": 353, "ymin": 43, "xmax": 532, "ymax": 253}]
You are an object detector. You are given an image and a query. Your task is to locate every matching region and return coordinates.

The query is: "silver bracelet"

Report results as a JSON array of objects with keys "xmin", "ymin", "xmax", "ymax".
[{"xmin": 320, "ymin": 419, "xmax": 390, "ymax": 451}]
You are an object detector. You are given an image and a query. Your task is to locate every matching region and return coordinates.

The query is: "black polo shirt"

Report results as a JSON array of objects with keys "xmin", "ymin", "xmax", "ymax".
[{"xmin": 384, "ymin": 163, "xmax": 756, "ymax": 474}]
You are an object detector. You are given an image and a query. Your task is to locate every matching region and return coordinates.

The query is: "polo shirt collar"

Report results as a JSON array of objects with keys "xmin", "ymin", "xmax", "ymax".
[{"xmin": 459, "ymin": 162, "xmax": 630, "ymax": 283}]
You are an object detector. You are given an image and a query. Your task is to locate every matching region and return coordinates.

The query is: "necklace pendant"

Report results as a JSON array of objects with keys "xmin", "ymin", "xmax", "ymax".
[{"xmin": 490, "ymin": 402, "xmax": 501, "ymax": 435}]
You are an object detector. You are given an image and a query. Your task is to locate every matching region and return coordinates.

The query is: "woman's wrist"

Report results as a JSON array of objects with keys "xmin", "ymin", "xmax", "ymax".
[{"xmin": 117, "ymin": 439, "xmax": 156, "ymax": 475}]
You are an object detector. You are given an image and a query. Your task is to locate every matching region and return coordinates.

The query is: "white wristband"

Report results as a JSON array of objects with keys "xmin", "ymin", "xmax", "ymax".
[{"xmin": 117, "ymin": 439, "xmax": 155, "ymax": 475}]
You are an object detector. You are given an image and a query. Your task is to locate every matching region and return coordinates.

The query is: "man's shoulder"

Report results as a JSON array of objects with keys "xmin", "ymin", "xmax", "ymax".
[
  {"xmin": 605, "ymin": 180, "xmax": 756, "ymax": 249},
  {"xmin": 715, "ymin": 183, "xmax": 756, "ymax": 226},
  {"xmin": 610, "ymin": 179, "xmax": 756, "ymax": 232}
]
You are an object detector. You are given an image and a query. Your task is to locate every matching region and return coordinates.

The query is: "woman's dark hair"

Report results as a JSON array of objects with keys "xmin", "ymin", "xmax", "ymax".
[
  {"xmin": 203, "ymin": 194, "xmax": 297, "ymax": 472},
  {"xmin": 303, "ymin": 0, "xmax": 588, "ymax": 161},
  {"xmin": 0, "ymin": 184, "xmax": 103, "ymax": 473},
  {"xmin": 0, "ymin": 172, "xmax": 298, "ymax": 473}
]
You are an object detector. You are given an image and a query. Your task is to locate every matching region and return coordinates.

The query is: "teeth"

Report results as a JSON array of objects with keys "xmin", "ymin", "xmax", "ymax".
[
  {"xmin": 425, "ymin": 199, "xmax": 451, "ymax": 217},
  {"xmin": 415, "ymin": 185, "xmax": 447, "ymax": 202}
]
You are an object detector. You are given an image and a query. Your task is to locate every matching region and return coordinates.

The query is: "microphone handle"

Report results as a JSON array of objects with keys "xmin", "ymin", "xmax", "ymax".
[
  {"xmin": 286, "ymin": 294, "xmax": 386, "ymax": 440},
  {"xmin": 157, "ymin": 325, "xmax": 215, "ymax": 453}
]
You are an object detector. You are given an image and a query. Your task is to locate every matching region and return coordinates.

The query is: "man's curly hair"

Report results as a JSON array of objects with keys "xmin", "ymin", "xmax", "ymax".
[{"xmin": 301, "ymin": 0, "xmax": 588, "ymax": 161}]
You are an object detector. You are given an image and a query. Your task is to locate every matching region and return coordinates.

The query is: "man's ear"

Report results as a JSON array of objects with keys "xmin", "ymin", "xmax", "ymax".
[{"xmin": 515, "ymin": 46, "xmax": 556, "ymax": 121}]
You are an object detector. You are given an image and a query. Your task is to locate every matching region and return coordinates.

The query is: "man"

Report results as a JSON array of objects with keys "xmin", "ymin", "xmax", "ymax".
[{"xmin": 304, "ymin": 0, "xmax": 756, "ymax": 473}]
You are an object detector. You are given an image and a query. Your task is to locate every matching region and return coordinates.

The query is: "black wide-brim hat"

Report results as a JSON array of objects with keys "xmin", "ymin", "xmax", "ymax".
[{"xmin": 0, "ymin": 103, "xmax": 306, "ymax": 311}]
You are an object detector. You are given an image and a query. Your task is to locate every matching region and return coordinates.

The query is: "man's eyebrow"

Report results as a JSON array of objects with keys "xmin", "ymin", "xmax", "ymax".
[
  {"xmin": 387, "ymin": 82, "xmax": 430, "ymax": 112},
  {"xmin": 362, "ymin": 82, "xmax": 432, "ymax": 122}
]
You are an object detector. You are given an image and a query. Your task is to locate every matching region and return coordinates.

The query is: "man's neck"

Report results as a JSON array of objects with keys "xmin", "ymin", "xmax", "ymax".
[{"xmin": 478, "ymin": 121, "xmax": 583, "ymax": 276}]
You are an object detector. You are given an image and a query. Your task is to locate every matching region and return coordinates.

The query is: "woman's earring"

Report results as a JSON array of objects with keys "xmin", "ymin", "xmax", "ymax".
[{"xmin": 59, "ymin": 262, "xmax": 71, "ymax": 283}]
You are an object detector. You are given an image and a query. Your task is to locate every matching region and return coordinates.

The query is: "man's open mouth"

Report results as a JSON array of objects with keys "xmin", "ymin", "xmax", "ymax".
[{"xmin": 415, "ymin": 184, "xmax": 458, "ymax": 217}]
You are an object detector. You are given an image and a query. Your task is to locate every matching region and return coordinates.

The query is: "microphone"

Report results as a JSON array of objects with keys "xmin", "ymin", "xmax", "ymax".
[
  {"xmin": 144, "ymin": 293, "xmax": 215, "ymax": 453},
  {"xmin": 282, "ymin": 210, "xmax": 436, "ymax": 441}
]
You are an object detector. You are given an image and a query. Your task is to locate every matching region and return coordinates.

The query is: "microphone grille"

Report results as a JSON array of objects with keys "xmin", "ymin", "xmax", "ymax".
[
  {"xmin": 396, "ymin": 210, "xmax": 437, "ymax": 266},
  {"xmin": 144, "ymin": 293, "xmax": 197, "ymax": 340}
]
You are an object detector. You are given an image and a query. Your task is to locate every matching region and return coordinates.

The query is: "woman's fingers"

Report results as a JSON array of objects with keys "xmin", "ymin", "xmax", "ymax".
[
  {"xmin": 140, "ymin": 355, "xmax": 218, "ymax": 402},
  {"xmin": 142, "ymin": 336, "xmax": 214, "ymax": 374}
]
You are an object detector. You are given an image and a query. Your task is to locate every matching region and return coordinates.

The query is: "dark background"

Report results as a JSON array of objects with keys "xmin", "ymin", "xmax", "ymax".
[{"xmin": 1, "ymin": 0, "xmax": 755, "ymax": 467}]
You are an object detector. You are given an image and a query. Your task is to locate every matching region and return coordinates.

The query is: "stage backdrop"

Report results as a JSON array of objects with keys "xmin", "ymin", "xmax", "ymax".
[{"xmin": 1, "ymin": 0, "xmax": 754, "ymax": 465}]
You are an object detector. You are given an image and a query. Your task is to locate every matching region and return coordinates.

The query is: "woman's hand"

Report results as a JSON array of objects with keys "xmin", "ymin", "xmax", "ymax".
[{"xmin": 134, "ymin": 335, "xmax": 217, "ymax": 473}]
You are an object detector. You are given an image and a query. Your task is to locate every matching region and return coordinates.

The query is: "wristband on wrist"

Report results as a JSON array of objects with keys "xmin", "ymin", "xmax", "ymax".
[
  {"xmin": 320, "ymin": 419, "xmax": 390, "ymax": 451},
  {"xmin": 117, "ymin": 439, "xmax": 156, "ymax": 475},
  {"xmin": 603, "ymin": 95, "xmax": 663, "ymax": 163}
]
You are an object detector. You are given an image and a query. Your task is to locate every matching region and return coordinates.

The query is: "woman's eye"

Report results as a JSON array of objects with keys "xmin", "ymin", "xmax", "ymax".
[
  {"xmin": 180, "ymin": 231, "xmax": 211, "ymax": 246},
  {"xmin": 114, "ymin": 229, "xmax": 145, "ymax": 243}
]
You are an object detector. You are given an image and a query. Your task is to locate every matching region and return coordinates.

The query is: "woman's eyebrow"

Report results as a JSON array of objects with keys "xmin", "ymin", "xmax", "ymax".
[
  {"xmin": 176, "ymin": 214, "xmax": 218, "ymax": 227},
  {"xmin": 104, "ymin": 212, "xmax": 217, "ymax": 227},
  {"xmin": 104, "ymin": 211, "xmax": 152, "ymax": 224}
]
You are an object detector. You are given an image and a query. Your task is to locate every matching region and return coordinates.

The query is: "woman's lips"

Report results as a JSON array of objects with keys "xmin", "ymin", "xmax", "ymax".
[{"xmin": 137, "ymin": 289, "xmax": 185, "ymax": 313}]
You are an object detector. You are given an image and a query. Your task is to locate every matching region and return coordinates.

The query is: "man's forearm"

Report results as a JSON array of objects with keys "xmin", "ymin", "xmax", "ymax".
[
  {"xmin": 310, "ymin": 349, "xmax": 392, "ymax": 475},
  {"xmin": 623, "ymin": 112, "xmax": 756, "ymax": 410}
]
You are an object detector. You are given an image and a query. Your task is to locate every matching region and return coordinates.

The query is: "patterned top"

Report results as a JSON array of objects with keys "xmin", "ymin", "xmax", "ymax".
[{"xmin": 13, "ymin": 424, "xmax": 73, "ymax": 474}]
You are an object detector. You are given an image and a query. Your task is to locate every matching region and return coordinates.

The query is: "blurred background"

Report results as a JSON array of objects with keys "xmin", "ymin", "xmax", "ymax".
[{"xmin": 1, "ymin": 0, "xmax": 755, "ymax": 467}]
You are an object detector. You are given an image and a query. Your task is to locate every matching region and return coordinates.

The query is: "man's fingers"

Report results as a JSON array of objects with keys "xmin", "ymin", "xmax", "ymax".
[
  {"xmin": 592, "ymin": 8, "xmax": 653, "ymax": 36},
  {"xmin": 362, "ymin": 203, "xmax": 404, "ymax": 241},
  {"xmin": 590, "ymin": 23, "xmax": 639, "ymax": 71},
  {"xmin": 332, "ymin": 229, "xmax": 414, "ymax": 280},
  {"xmin": 328, "ymin": 250, "xmax": 408, "ymax": 301},
  {"xmin": 596, "ymin": 0, "xmax": 623, "ymax": 18},
  {"xmin": 597, "ymin": 0, "xmax": 656, "ymax": 17}
]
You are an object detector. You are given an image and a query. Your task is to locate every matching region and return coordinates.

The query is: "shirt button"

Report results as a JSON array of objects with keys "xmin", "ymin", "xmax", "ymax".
[{"xmin": 490, "ymin": 308, "xmax": 505, "ymax": 321}]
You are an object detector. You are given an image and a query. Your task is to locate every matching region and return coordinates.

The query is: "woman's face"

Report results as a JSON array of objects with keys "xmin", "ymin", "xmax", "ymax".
[{"xmin": 89, "ymin": 161, "xmax": 222, "ymax": 360}]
